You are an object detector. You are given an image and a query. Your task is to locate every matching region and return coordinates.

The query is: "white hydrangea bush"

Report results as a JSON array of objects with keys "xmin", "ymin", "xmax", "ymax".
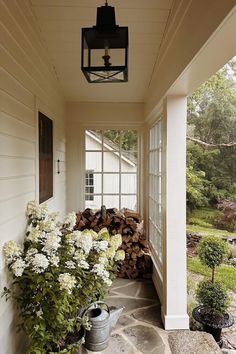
[{"xmin": 2, "ymin": 200, "xmax": 125, "ymax": 353}]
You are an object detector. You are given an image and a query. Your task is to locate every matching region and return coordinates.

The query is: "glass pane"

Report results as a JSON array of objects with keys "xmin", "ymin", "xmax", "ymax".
[
  {"xmin": 85, "ymin": 195, "xmax": 101, "ymax": 210},
  {"xmin": 103, "ymin": 130, "xmax": 120, "ymax": 151},
  {"xmin": 103, "ymin": 174, "xmax": 119, "ymax": 193},
  {"xmin": 103, "ymin": 152, "xmax": 120, "ymax": 172},
  {"xmin": 103, "ymin": 195, "xmax": 119, "ymax": 209},
  {"xmin": 85, "ymin": 130, "xmax": 102, "ymax": 150},
  {"xmin": 121, "ymin": 152, "xmax": 137, "ymax": 172},
  {"xmin": 94, "ymin": 174, "xmax": 102, "ymax": 194},
  {"xmin": 120, "ymin": 130, "xmax": 138, "ymax": 151},
  {"xmin": 121, "ymin": 174, "xmax": 137, "ymax": 194},
  {"xmin": 121, "ymin": 195, "xmax": 137, "ymax": 210},
  {"xmin": 86, "ymin": 152, "xmax": 102, "ymax": 172}
]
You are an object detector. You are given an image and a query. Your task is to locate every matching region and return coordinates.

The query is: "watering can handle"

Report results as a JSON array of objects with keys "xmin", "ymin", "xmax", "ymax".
[{"xmin": 82, "ymin": 301, "xmax": 110, "ymax": 318}]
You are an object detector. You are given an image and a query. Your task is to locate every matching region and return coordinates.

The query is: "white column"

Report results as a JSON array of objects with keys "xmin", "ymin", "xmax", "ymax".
[{"xmin": 161, "ymin": 95, "xmax": 189, "ymax": 329}]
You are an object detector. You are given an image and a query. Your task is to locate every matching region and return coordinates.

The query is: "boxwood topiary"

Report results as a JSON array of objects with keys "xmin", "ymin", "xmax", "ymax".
[
  {"xmin": 196, "ymin": 280, "xmax": 230, "ymax": 316},
  {"xmin": 197, "ymin": 236, "xmax": 229, "ymax": 282}
]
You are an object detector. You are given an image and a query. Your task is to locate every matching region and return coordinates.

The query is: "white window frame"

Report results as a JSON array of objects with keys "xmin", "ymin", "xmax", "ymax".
[
  {"xmin": 148, "ymin": 120, "xmax": 163, "ymax": 267},
  {"xmin": 85, "ymin": 129, "xmax": 138, "ymax": 210},
  {"xmin": 85, "ymin": 170, "xmax": 94, "ymax": 201}
]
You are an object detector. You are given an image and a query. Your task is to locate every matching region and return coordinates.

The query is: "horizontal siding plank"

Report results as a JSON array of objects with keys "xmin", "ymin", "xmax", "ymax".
[
  {"xmin": 0, "ymin": 44, "xmax": 46, "ymax": 103},
  {"xmin": 1, "ymin": 1, "xmax": 56, "ymax": 88},
  {"xmin": 0, "ymin": 67, "xmax": 34, "ymax": 110},
  {"xmin": 7, "ymin": 0, "xmax": 57, "ymax": 78},
  {"xmin": 0, "ymin": 47, "xmax": 63, "ymax": 113},
  {"xmin": 0, "ymin": 211, "xmax": 26, "ymax": 265},
  {"xmin": 0, "ymin": 176, "xmax": 35, "ymax": 202},
  {"xmin": 0, "ymin": 134, "xmax": 35, "ymax": 159},
  {"xmin": 0, "ymin": 111, "xmax": 35, "ymax": 142},
  {"xmin": 0, "ymin": 191, "xmax": 35, "ymax": 224},
  {"xmin": 1, "ymin": 22, "xmax": 53, "ymax": 97},
  {"xmin": 0, "ymin": 89, "xmax": 34, "ymax": 126},
  {"xmin": 0, "ymin": 157, "xmax": 35, "ymax": 178}
]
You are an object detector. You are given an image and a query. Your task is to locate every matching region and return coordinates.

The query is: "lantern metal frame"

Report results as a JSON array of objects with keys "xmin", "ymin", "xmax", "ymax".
[{"xmin": 81, "ymin": 2, "xmax": 128, "ymax": 83}]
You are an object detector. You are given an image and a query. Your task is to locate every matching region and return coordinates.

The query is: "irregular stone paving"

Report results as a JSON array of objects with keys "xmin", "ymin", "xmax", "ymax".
[
  {"xmin": 80, "ymin": 278, "xmax": 234, "ymax": 354},
  {"xmin": 169, "ymin": 330, "xmax": 222, "ymax": 354},
  {"xmin": 222, "ymin": 291, "xmax": 236, "ymax": 350},
  {"xmin": 80, "ymin": 278, "xmax": 171, "ymax": 354}
]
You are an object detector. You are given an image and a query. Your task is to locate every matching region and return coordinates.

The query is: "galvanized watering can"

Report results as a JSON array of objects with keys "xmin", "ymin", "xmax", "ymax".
[{"xmin": 83, "ymin": 301, "xmax": 124, "ymax": 351}]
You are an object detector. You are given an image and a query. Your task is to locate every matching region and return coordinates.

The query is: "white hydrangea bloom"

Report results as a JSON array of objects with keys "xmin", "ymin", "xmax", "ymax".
[
  {"xmin": 39, "ymin": 219, "xmax": 57, "ymax": 233},
  {"xmin": 50, "ymin": 255, "xmax": 60, "ymax": 267},
  {"xmin": 114, "ymin": 250, "xmax": 125, "ymax": 262},
  {"xmin": 69, "ymin": 246, "xmax": 76, "ymax": 256},
  {"xmin": 3, "ymin": 241, "xmax": 22, "ymax": 265},
  {"xmin": 109, "ymin": 234, "xmax": 122, "ymax": 250},
  {"xmin": 65, "ymin": 231, "xmax": 81, "ymax": 245},
  {"xmin": 103, "ymin": 278, "xmax": 112, "ymax": 287},
  {"xmin": 63, "ymin": 212, "xmax": 77, "ymax": 231},
  {"xmin": 92, "ymin": 263, "xmax": 110, "ymax": 280},
  {"xmin": 92, "ymin": 240, "xmax": 108, "ymax": 252},
  {"xmin": 42, "ymin": 232, "xmax": 61, "ymax": 255},
  {"xmin": 75, "ymin": 234, "xmax": 93, "ymax": 254},
  {"xmin": 25, "ymin": 248, "xmax": 38, "ymax": 262},
  {"xmin": 73, "ymin": 250, "xmax": 86, "ymax": 261},
  {"xmin": 58, "ymin": 273, "xmax": 76, "ymax": 294},
  {"xmin": 78, "ymin": 260, "xmax": 89, "ymax": 270},
  {"xmin": 98, "ymin": 257, "xmax": 108, "ymax": 265},
  {"xmin": 26, "ymin": 201, "xmax": 48, "ymax": 220},
  {"xmin": 11, "ymin": 258, "xmax": 26, "ymax": 277},
  {"xmin": 36, "ymin": 309, "xmax": 43, "ymax": 318},
  {"xmin": 100, "ymin": 246, "xmax": 116, "ymax": 260},
  {"xmin": 31, "ymin": 254, "xmax": 49, "ymax": 273},
  {"xmin": 65, "ymin": 261, "xmax": 76, "ymax": 269},
  {"xmin": 26, "ymin": 228, "xmax": 40, "ymax": 243}
]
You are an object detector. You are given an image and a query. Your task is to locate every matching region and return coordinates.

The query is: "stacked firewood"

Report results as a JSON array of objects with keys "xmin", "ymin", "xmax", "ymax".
[{"xmin": 75, "ymin": 207, "xmax": 152, "ymax": 279}]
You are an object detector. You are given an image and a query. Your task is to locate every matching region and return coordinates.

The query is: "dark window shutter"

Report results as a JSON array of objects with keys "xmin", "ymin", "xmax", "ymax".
[{"xmin": 39, "ymin": 112, "xmax": 53, "ymax": 203}]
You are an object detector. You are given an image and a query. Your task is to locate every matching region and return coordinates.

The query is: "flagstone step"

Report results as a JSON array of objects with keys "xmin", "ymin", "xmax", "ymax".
[{"xmin": 168, "ymin": 330, "xmax": 222, "ymax": 354}]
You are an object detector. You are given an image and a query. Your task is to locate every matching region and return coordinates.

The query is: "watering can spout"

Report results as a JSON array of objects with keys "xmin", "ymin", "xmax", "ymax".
[{"xmin": 109, "ymin": 306, "xmax": 124, "ymax": 331}]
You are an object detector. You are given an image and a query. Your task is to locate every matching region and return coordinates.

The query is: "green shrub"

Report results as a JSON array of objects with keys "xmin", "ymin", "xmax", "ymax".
[
  {"xmin": 197, "ymin": 236, "xmax": 229, "ymax": 269},
  {"xmin": 196, "ymin": 280, "xmax": 230, "ymax": 315}
]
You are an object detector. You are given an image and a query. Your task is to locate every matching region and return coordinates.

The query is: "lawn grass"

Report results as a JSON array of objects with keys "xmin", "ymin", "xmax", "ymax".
[
  {"xmin": 187, "ymin": 207, "xmax": 236, "ymax": 238},
  {"xmin": 186, "ymin": 224, "xmax": 236, "ymax": 237},
  {"xmin": 187, "ymin": 256, "xmax": 236, "ymax": 291}
]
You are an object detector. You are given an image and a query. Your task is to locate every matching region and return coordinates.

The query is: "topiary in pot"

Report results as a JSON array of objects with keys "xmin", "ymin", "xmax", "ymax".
[{"xmin": 192, "ymin": 236, "xmax": 234, "ymax": 347}]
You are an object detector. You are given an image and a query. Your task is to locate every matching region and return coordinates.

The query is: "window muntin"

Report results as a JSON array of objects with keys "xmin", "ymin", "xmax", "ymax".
[
  {"xmin": 85, "ymin": 171, "xmax": 94, "ymax": 201},
  {"xmin": 85, "ymin": 129, "xmax": 138, "ymax": 210},
  {"xmin": 38, "ymin": 112, "xmax": 53, "ymax": 204},
  {"xmin": 148, "ymin": 121, "xmax": 162, "ymax": 264}
]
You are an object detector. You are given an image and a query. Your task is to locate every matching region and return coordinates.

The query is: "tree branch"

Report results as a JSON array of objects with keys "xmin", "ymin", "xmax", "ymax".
[{"xmin": 187, "ymin": 136, "xmax": 236, "ymax": 149}]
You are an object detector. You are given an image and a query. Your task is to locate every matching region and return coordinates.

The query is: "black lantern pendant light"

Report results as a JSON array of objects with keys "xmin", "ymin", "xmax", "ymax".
[{"xmin": 81, "ymin": 1, "xmax": 128, "ymax": 83}]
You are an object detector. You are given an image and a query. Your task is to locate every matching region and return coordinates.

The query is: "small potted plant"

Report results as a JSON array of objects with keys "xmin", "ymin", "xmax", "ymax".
[
  {"xmin": 2, "ymin": 201, "xmax": 125, "ymax": 354},
  {"xmin": 192, "ymin": 236, "xmax": 234, "ymax": 347}
]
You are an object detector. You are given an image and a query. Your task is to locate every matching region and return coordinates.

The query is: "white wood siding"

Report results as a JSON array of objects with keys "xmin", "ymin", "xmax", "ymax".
[{"xmin": 0, "ymin": 1, "xmax": 66, "ymax": 352}]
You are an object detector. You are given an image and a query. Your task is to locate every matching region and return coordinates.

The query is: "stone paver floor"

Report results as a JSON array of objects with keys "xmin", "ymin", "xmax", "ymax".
[
  {"xmin": 80, "ymin": 278, "xmax": 171, "ymax": 354},
  {"xmin": 80, "ymin": 278, "xmax": 231, "ymax": 354}
]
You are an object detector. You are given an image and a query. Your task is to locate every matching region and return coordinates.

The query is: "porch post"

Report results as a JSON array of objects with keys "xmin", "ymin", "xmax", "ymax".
[{"xmin": 161, "ymin": 95, "xmax": 189, "ymax": 329}]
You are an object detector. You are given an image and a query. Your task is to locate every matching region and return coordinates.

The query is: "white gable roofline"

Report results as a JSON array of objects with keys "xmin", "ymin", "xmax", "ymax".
[{"xmin": 86, "ymin": 130, "xmax": 137, "ymax": 168}]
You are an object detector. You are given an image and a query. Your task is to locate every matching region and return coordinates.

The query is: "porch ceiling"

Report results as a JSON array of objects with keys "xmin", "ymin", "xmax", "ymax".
[{"xmin": 30, "ymin": 0, "xmax": 173, "ymax": 102}]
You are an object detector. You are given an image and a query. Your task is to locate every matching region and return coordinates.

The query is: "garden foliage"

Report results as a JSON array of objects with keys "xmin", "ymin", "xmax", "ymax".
[
  {"xmin": 187, "ymin": 59, "xmax": 236, "ymax": 210},
  {"xmin": 2, "ymin": 201, "xmax": 125, "ymax": 354}
]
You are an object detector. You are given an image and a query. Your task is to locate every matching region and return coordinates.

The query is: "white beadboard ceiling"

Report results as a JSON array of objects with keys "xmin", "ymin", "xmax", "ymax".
[{"xmin": 30, "ymin": 0, "xmax": 173, "ymax": 102}]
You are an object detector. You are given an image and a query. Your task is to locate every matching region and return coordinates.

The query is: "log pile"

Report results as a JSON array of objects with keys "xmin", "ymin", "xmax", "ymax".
[{"xmin": 75, "ymin": 207, "xmax": 152, "ymax": 279}]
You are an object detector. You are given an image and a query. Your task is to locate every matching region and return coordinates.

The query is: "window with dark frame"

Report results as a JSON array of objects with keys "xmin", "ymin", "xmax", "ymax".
[
  {"xmin": 38, "ymin": 112, "xmax": 53, "ymax": 204},
  {"xmin": 85, "ymin": 170, "xmax": 94, "ymax": 201}
]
